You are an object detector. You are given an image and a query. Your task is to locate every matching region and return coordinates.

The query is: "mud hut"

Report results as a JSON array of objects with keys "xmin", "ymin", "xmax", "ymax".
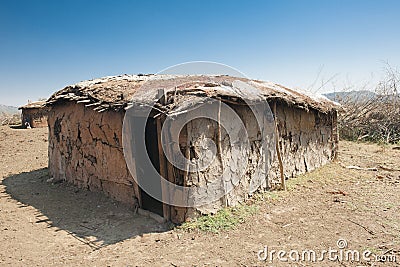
[
  {"xmin": 19, "ymin": 101, "xmax": 49, "ymax": 128},
  {"xmin": 46, "ymin": 75, "xmax": 339, "ymax": 223}
]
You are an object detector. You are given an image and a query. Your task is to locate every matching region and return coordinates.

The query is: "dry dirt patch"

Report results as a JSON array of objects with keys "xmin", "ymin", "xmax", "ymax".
[{"xmin": 0, "ymin": 126, "xmax": 399, "ymax": 266}]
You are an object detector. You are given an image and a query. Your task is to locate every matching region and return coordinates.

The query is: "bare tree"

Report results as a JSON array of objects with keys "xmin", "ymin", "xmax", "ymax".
[{"xmin": 338, "ymin": 65, "xmax": 400, "ymax": 143}]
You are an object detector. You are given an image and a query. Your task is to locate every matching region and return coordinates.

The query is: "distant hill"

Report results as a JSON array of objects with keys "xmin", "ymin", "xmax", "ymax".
[
  {"xmin": 323, "ymin": 90, "xmax": 377, "ymax": 103},
  {"xmin": 0, "ymin": 104, "xmax": 19, "ymax": 115},
  {"xmin": 0, "ymin": 104, "xmax": 20, "ymax": 125}
]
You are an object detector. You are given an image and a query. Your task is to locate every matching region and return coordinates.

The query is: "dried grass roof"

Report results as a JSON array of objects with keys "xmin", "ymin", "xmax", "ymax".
[
  {"xmin": 46, "ymin": 74, "xmax": 339, "ymax": 114},
  {"xmin": 19, "ymin": 101, "xmax": 47, "ymax": 110}
]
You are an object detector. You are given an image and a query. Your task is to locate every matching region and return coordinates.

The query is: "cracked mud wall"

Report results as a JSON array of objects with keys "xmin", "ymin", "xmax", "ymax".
[
  {"xmin": 48, "ymin": 102, "xmax": 138, "ymax": 206},
  {"xmin": 180, "ymin": 103, "xmax": 273, "ymax": 216},
  {"xmin": 47, "ymin": 101, "xmax": 337, "ymax": 222},
  {"xmin": 21, "ymin": 108, "xmax": 48, "ymax": 128},
  {"xmin": 171, "ymin": 102, "xmax": 337, "ymax": 216},
  {"xmin": 271, "ymin": 102, "xmax": 337, "ymax": 186}
]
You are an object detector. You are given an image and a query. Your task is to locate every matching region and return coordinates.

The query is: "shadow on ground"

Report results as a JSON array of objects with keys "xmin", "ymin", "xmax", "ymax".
[
  {"xmin": 2, "ymin": 168, "xmax": 169, "ymax": 248},
  {"xmin": 9, "ymin": 124, "xmax": 25, "ymax": 129}
]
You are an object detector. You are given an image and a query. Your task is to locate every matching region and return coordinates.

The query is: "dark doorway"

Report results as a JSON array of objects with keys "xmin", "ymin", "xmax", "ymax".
[{"xmin": 130, "ymin": 116, "xmax": 164, "ymax": 217}]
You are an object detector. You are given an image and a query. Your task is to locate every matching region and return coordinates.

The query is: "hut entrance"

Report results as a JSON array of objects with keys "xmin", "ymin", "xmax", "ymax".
[{"xmin": 131, "ymin": 117, "xmax": 164, "ymax": 217}]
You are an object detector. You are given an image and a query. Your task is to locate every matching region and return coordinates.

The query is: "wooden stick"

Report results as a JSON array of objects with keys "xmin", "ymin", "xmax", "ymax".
[
  {"xmin": 156, "ymin": 117, "xmax": 170, "ymax": 221},
  {"xmin": 216, "ymin": 99, "xmax": 227, "ymax": 206},
  {"xmin": 345, "ymin": 165, "xmax": 378, "ymax": 171},
  {"xmin": 274, "ymin": 102, "xmax": 286, "ymax": 191},
  {"xmin": 347, "ymin": 219, "xmax": 375, "ymax": 235},
  {"xmin": 216, "ymin": 100, "xmax": 223, "ymax": 166},
  {"xmin": 156, "ymin": 89, "xmax": 171, "ymax": 221},
  {"xmin": 378, "ymin": 165, "xmax": 400, "ymax": 171},
  {"xmin": 183, "ymin": 125, "xmax": 190, "ymax": 183}
]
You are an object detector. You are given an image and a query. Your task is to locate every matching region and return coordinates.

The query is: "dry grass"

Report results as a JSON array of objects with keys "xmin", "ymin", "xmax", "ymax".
[{"xmin": 338, "ymin": 65, "xmax": 400, "ymax": 143}]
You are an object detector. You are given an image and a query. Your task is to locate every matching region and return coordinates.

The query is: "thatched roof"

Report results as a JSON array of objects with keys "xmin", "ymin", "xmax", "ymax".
[
  {"xmin": 46, "ymin": 74, "xmax": 339, "ymax": 114},
  {"xmin": 19, "ymin": 101, "xmax": 47, "ymax": 110}
]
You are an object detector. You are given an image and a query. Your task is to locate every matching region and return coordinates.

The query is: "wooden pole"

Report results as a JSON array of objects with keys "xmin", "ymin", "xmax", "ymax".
[
  {"xmin": 156, "ymin": 89, "xmax": 171, "ymax": 220},
  {"xmin": 216, "ymin": 99, "xmax": 227, "ymax": 206},
  {"xmin": 273, "ymin": 101, "xmax": 286, "ymax": 191}
]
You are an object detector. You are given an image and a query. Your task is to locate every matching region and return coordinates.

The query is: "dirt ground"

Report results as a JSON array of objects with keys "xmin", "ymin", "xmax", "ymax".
[{"xmin": 0, "ymin": 125, "xmax": 399, "ymax": 266}]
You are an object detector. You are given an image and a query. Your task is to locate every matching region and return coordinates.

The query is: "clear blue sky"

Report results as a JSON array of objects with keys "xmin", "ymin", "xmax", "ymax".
[{"xmin": 1, "ymin": 0, "xmax": 399, "ymax": 106}]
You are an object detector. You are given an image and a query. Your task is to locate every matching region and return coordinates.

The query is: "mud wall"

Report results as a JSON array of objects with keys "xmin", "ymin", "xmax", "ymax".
[
  {"xmin": 48, "ymin": 102, "xmax": 138, "ymax": 206},
  {"xmin": 272, "ymin": 102, "xmax": 337, "ymax": 184},
  {"xmin": 165, "ymin": 103, "xmax": 271, "ymax": 218},
  {"xmin": 22, "ymin": 108, "xmax": 48, "ymax": 128},
  {"xmin": 170, "ymin": 102, "xmax": 337, "ymax": 217},
  {"xmin": 48, "ymin": 101, "xmax": 337, "ymax": 222}
]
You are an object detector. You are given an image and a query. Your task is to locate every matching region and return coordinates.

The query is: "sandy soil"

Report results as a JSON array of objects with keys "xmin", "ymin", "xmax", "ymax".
[{"xmin": 0, "ymin": 125, "xmax": 399, "ymax": 266}]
